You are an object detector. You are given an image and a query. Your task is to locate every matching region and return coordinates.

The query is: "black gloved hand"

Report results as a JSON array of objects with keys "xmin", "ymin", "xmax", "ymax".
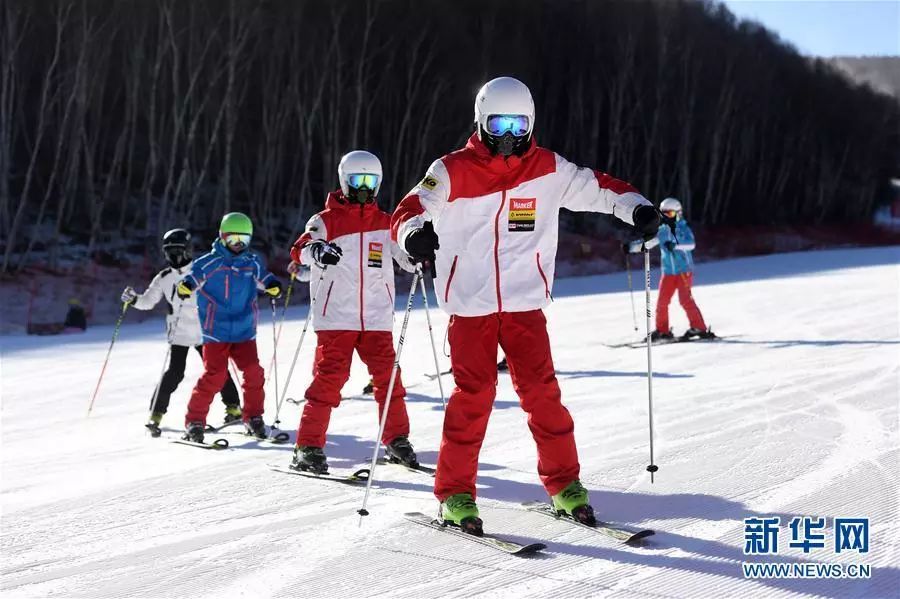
[
  {"xmin": 621, "ymin": 242, "xmax": 633, "ymax": 255},
  {"xmin": 405, "ymin": 221, "xmax": 439, "ymax": 263},
  {"xmin": 632, "ymin": 205, "xmax": 661, "ymax": 241},
  {"xmin": 663, "ymin": 241, "xmax": 676, "ymax": 252},
  {"xmin": 310, "ymin": 241, "xmax": 342, "ymax": 267},
  {"xmin": 264, "ymin": 279, "xmax": 284, "ymax": 299}
]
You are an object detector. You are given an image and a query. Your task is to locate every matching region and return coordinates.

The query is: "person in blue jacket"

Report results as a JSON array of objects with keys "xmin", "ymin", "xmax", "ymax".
[
  {"xmin": 627, "ymin": 197, "xmax": 713, "ymax": 341},
  {"xmin": 176, "ymin": 212, "xmax": 283, "ymax": 443}
]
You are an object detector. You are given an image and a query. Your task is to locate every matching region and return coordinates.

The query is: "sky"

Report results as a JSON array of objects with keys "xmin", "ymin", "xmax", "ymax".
[{"xmin": 719, "ymin": 0, "xmax": 899, "ymax": 57}]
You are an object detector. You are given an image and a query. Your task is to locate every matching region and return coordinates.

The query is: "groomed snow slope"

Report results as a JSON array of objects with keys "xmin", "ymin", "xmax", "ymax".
[{"xmin": 2, "ymin": 246, "xmax": 899, "ymax": 598}]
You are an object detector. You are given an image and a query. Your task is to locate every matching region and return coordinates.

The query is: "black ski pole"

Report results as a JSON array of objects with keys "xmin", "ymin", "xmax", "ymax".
[
  {"xmin": 148, "ymin": 301, "xmax": 186, "ymax": 422},
  {"xmin": 274, "ymin": 266, "xmax": 327, "ymax": 426},
  {"xmin": 269, "ymin": 296, "xmax": 280, "ymax": 419},
  {"xmin": 358, "ymin": 269, "xmax": 421, "ymax": 522},
  {"xmin": 87, "ymin": 302, "xmax": 130, "ymax": 416},
  {"xmin": 418, "ymin": 263, "xmax": 446, "ymax": 410},
  {"xmin": 625, "ymin": 250, "xmax": 638, "ymax": 332},
  {"xmin": 643, "ymin": 245, "xmax": 658, "ymax": 482}
]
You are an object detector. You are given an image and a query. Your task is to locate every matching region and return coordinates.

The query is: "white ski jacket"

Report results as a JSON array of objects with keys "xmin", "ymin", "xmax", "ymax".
[
  {"xmin": 291, "ymin": 191, "xmax": 414, "ymax": 332},
  {"xmin": 132, "ymin": 263, "xmax": 202, "ymax": 346},
  {"xmin": 392, "ymin": 134, "xmax": 652, "ymax": 317}
]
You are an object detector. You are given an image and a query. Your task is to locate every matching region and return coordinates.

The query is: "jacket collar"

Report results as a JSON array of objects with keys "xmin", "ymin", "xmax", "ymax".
[
  {"xmin": 465, "ymin": 132, "xmax": 539, "ymax": 172},
  {"xmin": 210, "ymin": 239, "xmax": 249, "ymax": 263},
  {"xmin": 324, "ymin": 189, "xmax": 379, "ymax": 214}
]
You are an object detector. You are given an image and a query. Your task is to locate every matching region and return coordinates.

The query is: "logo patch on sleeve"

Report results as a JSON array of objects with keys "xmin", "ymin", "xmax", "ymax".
[
  {"xmin": 508, "ymin": 198, "xmax": 536, "ymax": 232},
  {"xmin": 420, "ymin": 175, "xmax": 439, "ymax": 190},
  {"xmin": 368, "ymin": 242, "xmax": 384, "ymax": 267}
]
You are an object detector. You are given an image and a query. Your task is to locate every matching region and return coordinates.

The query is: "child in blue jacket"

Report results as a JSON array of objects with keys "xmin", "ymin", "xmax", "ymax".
[
  {"xmin": 177, "ymin": 212, "xmax": 282, "ymax": 443},
  {"xmin": 628, "ymin": 198, "xmax": 713, "ymax": 341}
]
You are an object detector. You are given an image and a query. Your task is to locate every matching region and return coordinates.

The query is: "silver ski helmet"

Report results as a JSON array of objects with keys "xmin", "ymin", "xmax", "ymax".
[
  {"xmin": 660, "ymin": 198, "xmax": 683, "ymax": 220},
  {"xmin": 474, "ymin": 77, "xmax": 535, "ymax": 157},
  {"xmin": 161, "ymin": 228, "xmax": 192, "ymax": 268},
  {"xmin": 338, "ymin": 150, "xmax": 382, "ymax": 204}
]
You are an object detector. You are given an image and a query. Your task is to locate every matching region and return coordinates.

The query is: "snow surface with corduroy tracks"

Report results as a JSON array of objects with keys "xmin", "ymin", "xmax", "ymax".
[{"xmin": 2, "ymin": 246, "xmax": 898, "ymax": 598}]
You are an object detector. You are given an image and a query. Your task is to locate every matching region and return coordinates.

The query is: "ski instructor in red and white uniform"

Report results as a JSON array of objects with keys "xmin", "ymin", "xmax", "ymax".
[
  {"xmin": 289, "ymin": 150, "xmax": 419, "ymax": 475},
  {"xmin": 391, "ymin": 77, "xmax": 660, "ymax": 534}
]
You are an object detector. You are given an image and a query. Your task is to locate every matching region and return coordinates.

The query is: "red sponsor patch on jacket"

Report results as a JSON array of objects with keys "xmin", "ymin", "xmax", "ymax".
[
  {"xmin": 509, "ymin": 198, "xmax": 536, "ymax": 232},
  {"xmin": 368, "ymin": 242, "xmax": 384, "ymax": 267}
]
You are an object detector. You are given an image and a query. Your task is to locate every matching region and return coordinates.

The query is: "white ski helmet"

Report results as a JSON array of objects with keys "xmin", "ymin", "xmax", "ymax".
[
  {"xmin": 474, "ymin": 77, "xmax": 535, "ymax": 146},
  {"xmin": 660, "ymin": 197, "xmax": 683, "ymax": 218},
  {"xmin": 338, "ymin": 150, "xmax": 383, "ymax": 197}
]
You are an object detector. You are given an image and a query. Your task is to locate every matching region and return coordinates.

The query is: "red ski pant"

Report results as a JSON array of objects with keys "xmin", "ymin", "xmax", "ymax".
[
  {"xmin": 656, "ymin": 272, "xmax": 707, "ymax": 333},
  {"xmin": 186, "ymin": 340, "xmax": 265, "ymax": 425},
  {"xmin": 434, "ymin": 309, "xmax": 580, "ymax": 501},
  {"xmin": 297, "ymin": 330, "xmax": 409, "ymax": 448}
]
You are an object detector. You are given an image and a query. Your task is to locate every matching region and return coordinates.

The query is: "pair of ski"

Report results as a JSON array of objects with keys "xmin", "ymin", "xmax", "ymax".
[
  {"xmin": 268, "ymin": 457, "xmax": 434, "ymax": 483},
  {"xmin": 269, "ymin": 463, "xmax": 652, "ymax": 554},
  {"xmin": 604, "ymin": 334, "xmax": 733, "ymax": 350},
  {"xmin": 405, "ymin": 502, "xmax": 654, "ymax": 556},
  {"xmin": 170, "ymin": 422, "xmax": 290, "ymax": 450}
]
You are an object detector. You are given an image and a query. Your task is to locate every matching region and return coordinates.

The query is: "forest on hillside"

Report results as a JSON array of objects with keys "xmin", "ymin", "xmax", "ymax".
[{"xmin": 2, "ymin": 0, "xmax": 898, "ymax": 273}]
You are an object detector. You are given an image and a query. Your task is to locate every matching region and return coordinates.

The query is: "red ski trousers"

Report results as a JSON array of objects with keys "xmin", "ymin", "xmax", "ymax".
[
  {"xmin": 656, "ymin": 273, "xmax": 707, "ymax": 333},
  {"xmin": 297, "ymin": 330, "xmax": 409, "ymax": 448},
  {"xmin": 186, "ymin": 340, "xmax": 265, "ymax": 425},
  {"xmin": 434, "ymin": 309, "xmax": 580, "ymax": 501}
]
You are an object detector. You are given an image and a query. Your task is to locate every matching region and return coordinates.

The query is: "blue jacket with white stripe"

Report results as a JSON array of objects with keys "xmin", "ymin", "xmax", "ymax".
[
  {"xmin": 630, "ymin": 219, "xmax": 697, "ymax": 275},
  {"xmin": 653, "ymin": 219, "xmax": 696, "ymax": 275},
  {"xmin": 185, "ymin": 240, "xmax": 277, "ymax": 343}
]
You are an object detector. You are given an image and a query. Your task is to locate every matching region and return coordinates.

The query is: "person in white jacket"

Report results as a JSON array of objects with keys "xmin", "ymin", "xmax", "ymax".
[
  {"xmin": 286, "ymin": 151, "xmax": 418, "ymax": 474},
  {"xmin": 391, "ymin": 77, "xmax": 660, "ymax": 535},
  {"xmin": 121, "ymin": 229, "xmax": 241, "ymax": 436}
]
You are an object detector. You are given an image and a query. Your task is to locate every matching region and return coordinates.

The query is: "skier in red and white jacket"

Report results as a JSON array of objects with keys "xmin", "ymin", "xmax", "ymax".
[
  {"xmin": 392, "ymin": 77, "xmax": 660, "ymax": 534},
  {"xmin": 288, "ymin": 150, "xmax": 419, "ymax": 474}
]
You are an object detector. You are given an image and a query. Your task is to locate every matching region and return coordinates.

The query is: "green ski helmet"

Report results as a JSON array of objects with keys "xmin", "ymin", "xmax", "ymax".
[{"xmin": 219, "ymin": 212, "xmax": 253, "ymax": 251}]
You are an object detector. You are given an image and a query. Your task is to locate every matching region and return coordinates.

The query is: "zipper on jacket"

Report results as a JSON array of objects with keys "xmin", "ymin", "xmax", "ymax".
[
  {"xmin": 493, "ymin": 191, "xmax": 506, "ymax": 312},
  {"xmin": 322, "ymin": 281, "xmax": 334, "ymax": 316},
  {"xmin": 444, "ymin": 255, "xmax": 458, "ymax": 303},
  {"xmin": 224, "ymin": 271, "xmax": 230, "ymax": 299},
  {"xmin": 358, "ymin": 228, "xmax": 365, "ymax": 331},
  {"xmin": 536, "ymin": 252, "xmax": 551, "ymax": 299},
  {"xmin": 385, "ymin": 283, "xmax": 393, "ymax": 305}
]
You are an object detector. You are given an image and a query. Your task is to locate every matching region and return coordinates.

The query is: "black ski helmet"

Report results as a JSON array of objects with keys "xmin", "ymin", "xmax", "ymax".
[{"xmin": 162, "ymin": 228, "xmax": 192, "ymax": 268}]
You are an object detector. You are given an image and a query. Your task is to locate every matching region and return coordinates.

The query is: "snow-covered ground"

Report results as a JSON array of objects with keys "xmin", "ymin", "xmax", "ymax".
[{"xmin": 2, "ymin": 246, "xmax": 898, "ymax": 598}]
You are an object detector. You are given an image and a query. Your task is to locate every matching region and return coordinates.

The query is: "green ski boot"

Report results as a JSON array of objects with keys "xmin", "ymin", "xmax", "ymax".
[
  {"xmin": 145, "ymin": 412, "xmax": 163, "ymax": 437},
  {"xmin": 223, "ymin": 405, "xmax": 243, "ymax": 424},
  {"xmin": 551, "ymin": 480, "xmax": 596, "ymax": 526},
  {"xmin": 440, "ymin": 493, "xmax": 483, "ymax": 536}
]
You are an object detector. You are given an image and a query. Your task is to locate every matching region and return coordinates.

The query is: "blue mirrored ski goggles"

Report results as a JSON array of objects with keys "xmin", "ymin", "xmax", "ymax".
[
  {"xmin": 347, "ymin": 173, "xmax": 380, "ymax": 190},
  {"xmin": 221, "ymin": 233, "xmax": 251, "ymax": 248},
  {"xmin": 485, "ymin": 114, "xmax": 530, "ymax": 137}
]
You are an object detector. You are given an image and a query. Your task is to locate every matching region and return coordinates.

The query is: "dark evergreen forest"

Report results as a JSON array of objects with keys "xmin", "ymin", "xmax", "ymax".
[{"xmin": 2, "ymin": 0, "xmax": 898, "ymax": 272}]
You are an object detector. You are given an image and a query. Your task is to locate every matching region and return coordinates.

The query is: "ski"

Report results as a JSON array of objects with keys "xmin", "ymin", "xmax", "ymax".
[
  {"xmin": 604, "ymin": 334, "xmax": 735, "ymax": 350},
  {"xmin": 204, "ymin": 419, "xmax": 246, "ymax": 433},
  {"xmin": 171, "ymin": 437, "xmax": 230, "ymax": 450},
  {"xmin": 268, "ymin": 464, "xmax": 370, "ymax": 485},
  {"xmin": 376, "ymin": 457, "xmax": 436, "ymax": 476},
  {"xmin": 404, "ymin": 512, "xmax": 546, "ymax": 555},
  {"xmin": 522, "ymin": 501, "xmax": 654, "ymax": 544},
  {"xmin": 214, "ymin": 427, "xmax": 291, "ymax": 444},
  {"xmin": 424, "ymin": 369, "xmax": 452, "ymax": 380}
]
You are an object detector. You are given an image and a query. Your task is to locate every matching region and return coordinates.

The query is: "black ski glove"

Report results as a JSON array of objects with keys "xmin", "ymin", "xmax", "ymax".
[
  {"xmin": 663, "ymin": 241, "xmax": 676, "ymax": 252},
  {"xmin": 632, "ymin": 205, "xmax": 661, "ymax": 241},
  {"xmin": 405, "ymin": 221, "xmax": 439, "ymax": 263},
  {"xmin": 309, "ymin": 241, "xmax": 343, "ymax": 267}
]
